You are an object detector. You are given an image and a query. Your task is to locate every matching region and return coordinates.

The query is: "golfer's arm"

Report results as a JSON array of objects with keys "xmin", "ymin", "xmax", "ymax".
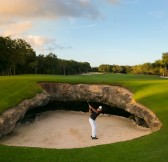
[
  {"xmin": 89, "ymin": 107, "xmax": 92, "ymax": 113},
  {"xmin": 89, "ymin": 105, "xmax": 98, "ymax": 113}
]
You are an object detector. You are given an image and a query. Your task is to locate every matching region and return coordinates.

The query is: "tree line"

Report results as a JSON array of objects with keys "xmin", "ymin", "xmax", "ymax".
[
  {"xmin": 1, "ymin": 36, "xmax": 168, "ymax": 76},
  {"xmin": 97, "ymin": 53, "xmax": 168, "ymax": 76},
  {"xmin": 0, "ymin": 36, "xmax": 91, "ymax": 75}
]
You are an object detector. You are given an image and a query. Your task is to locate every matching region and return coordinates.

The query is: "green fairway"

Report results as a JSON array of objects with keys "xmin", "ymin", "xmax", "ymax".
[{"xmin": 0, "ymin": 74, "xmax": 168, "ymax": 162}]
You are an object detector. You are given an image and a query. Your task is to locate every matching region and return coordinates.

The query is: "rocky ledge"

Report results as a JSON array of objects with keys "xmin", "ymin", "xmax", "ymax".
[{"xmin": 0, "ymin": 83, "xmax": 162, "ymax": 137}]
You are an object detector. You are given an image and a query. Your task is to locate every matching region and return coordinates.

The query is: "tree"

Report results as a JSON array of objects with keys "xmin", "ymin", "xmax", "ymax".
[
  {"xmin": 141, "ymin": 63, "xmax": 153, "ymax": 74},
  {"xmin": 111, "ymin": 65, "xmax": 123, "ymax": 73},
  {"xmin": 132, "ymin": 65, "xmax": 142, "ymax": 74},
  {"xmin": 28, "ymin": 60, "xmax": 38, "ymax": 74},
  {"xmin": 152, "ymin": 60, "xmax": 163, "ymax": 75},
  {"xmin": 98, "ymin": 64, "xmax": 111, "ymax": 73},
  {"xmin": 79, "ymin": 62, "xmax": 91, "ymax": 74},
  {"xmin": 90, "ymin": 67, "xmax": 99, "ymax": 72},
  {"xmin": 0, "ymin": 36, "xmax": 36, "ymax": 75},
  {"xmin": 44, "ymin": 53, "xmax": 58, "ymax": 74},
  {"xmin": 161, "ymin": 53, "xmax": 168, "ymax": 76},
  {"xmin": 0, "ymin": 36, "xmax": 12, "ymax": 75},
  {"xmin": 124, "ymin": 66, "xmax": 132, "ymax": 74},
  {"xmin": 10, "ymin": 39, "xmax": 30, "ymax": 75},
  {"xmin": 59, "ymin": 59, "xmax": 69, "ymax": 75}
]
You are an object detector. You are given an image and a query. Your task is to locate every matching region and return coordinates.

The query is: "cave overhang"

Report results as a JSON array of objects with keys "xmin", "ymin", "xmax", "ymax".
[{"xmin": 0, "ymin": 83, "xmax": 162, "ymax": 136}]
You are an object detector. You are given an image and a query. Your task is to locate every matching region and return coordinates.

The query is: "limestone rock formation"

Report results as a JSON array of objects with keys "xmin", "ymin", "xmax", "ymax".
[
  {"xmin": 0, "ymin": 91, "xmax": 50, "ymax": 137},
  {"xmin": 0, "ymin": 83, "xmax": 162, "ymax": 137}
]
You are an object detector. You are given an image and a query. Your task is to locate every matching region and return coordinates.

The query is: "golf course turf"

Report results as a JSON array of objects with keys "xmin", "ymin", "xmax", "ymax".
[{"xmin": 0, "ymin": 74, "xmax": 168, "ymax": 162}]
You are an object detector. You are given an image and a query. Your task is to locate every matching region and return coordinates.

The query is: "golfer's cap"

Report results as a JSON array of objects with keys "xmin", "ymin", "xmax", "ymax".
[{"xmin": 98, "ymin": 106, "xmax": 102, "ymax": 110}]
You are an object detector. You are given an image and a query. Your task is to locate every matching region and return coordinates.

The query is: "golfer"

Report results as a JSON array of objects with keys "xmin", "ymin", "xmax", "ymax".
[{"xmin": 88, "ymin": 104, "xmax": 102, "ymax": 139}]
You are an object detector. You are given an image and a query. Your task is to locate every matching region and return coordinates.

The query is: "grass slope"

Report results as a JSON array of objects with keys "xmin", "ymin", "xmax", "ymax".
[{"xmin": 0, "ymin": 74, "xmax": 168, "ymax": 162}]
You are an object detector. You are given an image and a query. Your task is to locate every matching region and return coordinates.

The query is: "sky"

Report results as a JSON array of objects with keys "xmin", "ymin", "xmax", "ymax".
[{"xmin": 1, "ymin": 0, "xmax": 168, "ymax": 67}]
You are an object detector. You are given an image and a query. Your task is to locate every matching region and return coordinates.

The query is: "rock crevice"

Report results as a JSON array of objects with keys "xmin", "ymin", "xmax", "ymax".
[{"xmin": 0, "ymin": 83, "xmax": 162, "ymax": 137}]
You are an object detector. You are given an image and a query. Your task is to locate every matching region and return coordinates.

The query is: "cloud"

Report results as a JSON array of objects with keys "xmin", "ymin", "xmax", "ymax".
[
  {"xmin": 105, "ymin": 0, "xmax": 120, "ymax": 5},
  {"xmin": 106, "ymin": 0, "xmax": 139, "ymax": 5},
  {"xmin": 2, "ymin": 21, "xmax": 32, "ymax": 36},
  {"xmin": 26, "ymin": 36, "xmax": 50, "ymax": 48},
  {"xmin": 46, "ymin": 43, "xmax": 72, "ymax": 51},
  {"xmin": 0, "ymin": 0, "xmax": 102, "ymax": 25},
  {"xmin": 71, "ymin": 24, "xmax": 96, "ymax": 29},
  {"xmin": 26, "ymin": 35, "xmax": 71, "ymax": 53},
  {"xmin": 0, "ymin": 0, "xmax": 103, "ymax": 45},
  {"xmin": 123, "ymin": 0, "xmax": 139, "ymax": 4},
  {"xmin": 0, "ymin": 0, "xmax": 117, "ymax": 53}
]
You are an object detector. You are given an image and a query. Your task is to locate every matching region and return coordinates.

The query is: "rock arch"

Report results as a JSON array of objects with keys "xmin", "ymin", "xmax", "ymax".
[{"xmin": 0, "ymin": 83, "xmax": 162, "ymax": 137}]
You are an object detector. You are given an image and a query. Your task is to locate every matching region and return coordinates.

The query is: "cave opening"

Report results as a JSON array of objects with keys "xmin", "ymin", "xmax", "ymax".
[{"xmin": 20, "ymin": 101, "xmax": 148, "ymax": 128}]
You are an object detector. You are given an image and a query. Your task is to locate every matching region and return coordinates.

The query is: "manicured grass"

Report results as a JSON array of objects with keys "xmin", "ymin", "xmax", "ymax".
[{"xmin": 0, "ymin": 74, "xmax": 168, "ymax": 162}]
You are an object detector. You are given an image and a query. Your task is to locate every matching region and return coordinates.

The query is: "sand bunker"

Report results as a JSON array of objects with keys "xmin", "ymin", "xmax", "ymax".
[{"xmin": 0, "ymin": 110, "xmax": 151, "ymax": 149}]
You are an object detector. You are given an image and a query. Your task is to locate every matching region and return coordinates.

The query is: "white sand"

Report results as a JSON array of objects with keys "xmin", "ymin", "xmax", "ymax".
[{"xmin": 0, "ymin": 110, "xmax": 151, "ymax": 149}]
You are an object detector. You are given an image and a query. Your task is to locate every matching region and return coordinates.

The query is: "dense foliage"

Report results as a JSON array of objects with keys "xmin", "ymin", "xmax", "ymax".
[
  {"xmin": 98, "ymin": 53, "xmax": 168, "ymax": 76},
  {"xmin": 0, "ymin": 36, "xmax": 91, "ymax": 75}
]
